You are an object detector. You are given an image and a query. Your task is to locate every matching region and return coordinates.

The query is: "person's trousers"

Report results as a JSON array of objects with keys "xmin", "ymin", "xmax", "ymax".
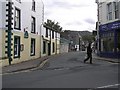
[{"xmin": 84, "ymin": 54, "xmax": 92, "ymax": 63}]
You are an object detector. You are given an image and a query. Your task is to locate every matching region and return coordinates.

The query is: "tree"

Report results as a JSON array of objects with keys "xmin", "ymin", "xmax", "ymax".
[{"xmin": 44, "ymin": 19, "xmax": 62, "ymax": 32}]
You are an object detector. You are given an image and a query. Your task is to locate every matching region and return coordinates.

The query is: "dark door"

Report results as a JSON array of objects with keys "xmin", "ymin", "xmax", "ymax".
[{"xmin": 48, "ymin": 43, "xmax": 51, "ymax": 56}]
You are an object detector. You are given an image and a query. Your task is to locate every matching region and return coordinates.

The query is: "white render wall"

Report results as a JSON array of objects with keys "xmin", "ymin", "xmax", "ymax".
[
  {"xmin": 98, "ymin": 0, "xmax": 120, "ymax": 24},
  {"xmin": 12, "ymin": 0, "xmax": 44, "ymax": 35},
  {"xmin": 0, "ymin": 1, "xmax": 6, "ymax": 59}
]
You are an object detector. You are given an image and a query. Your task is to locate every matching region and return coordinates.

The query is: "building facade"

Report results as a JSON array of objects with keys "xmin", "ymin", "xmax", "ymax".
[
  {"xmin": 96, "ymin": 0, "xmax": 120, "ymax": 58},
  {"xmin": 0, "ymin": 0, "xmax": 44, "ymax": 66},
  {"xmin": 60, "ymin": 38, "xmax": 70, "ymax": 53},
  {"xmin": 41, "ymin": 25, "xmax": 60, "ymax": 57}
]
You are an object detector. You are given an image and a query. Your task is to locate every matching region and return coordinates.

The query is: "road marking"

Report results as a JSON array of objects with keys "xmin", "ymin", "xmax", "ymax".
[
  {"xmin": 97, "ymin": 83, "xmax": 120, "ymax": 88},
  {"xmin": 0, "ymin": 59, "xmax": 49, "ymax": 76}
]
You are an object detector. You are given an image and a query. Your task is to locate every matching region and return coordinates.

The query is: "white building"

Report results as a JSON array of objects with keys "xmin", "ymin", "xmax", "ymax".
[
  {"xmin": 41, "ymin": 25, "xmax": 60, "ymax": 57},
  {"xmin": 0, "ymin": 0, "xmax": 44, "ymax": 66},
  {"xmin": 96, "ymin": 0, "xmax": 120, "ymax": 58}
]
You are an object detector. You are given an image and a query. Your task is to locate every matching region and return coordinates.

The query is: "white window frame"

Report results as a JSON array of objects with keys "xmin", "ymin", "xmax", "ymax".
[
  {"xmin": 14, "ymin": 36, "xmax": 20, "ymax": 58},
  {"xmin": 114, "ymin": 2, "xmax": 119, "ymax": 19},
  {"xmin": 31, "ymin": 38, "xmax": 35, "ymax": 56},
  {"xmin": 107, "ymin": 3, "xmax": 112, "ymax": 20},
  {"xmin": 14, "ymin": 7, "xmax": 21, "ymax": 29},
  {"xmin": 31, "ymin": 16, "xmax": 36, "ymax": 33}
]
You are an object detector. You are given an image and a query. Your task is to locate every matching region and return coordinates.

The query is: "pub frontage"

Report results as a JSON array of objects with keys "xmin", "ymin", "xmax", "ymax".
[{"xmin": 98, "ymin": 20, "xmax": 120, "ymax": 58}]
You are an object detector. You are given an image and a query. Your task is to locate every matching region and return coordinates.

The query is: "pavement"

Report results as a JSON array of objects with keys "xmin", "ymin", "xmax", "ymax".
[{"xmin": 1, "ymin": 52, "xmax": 120, "ymax": 75}]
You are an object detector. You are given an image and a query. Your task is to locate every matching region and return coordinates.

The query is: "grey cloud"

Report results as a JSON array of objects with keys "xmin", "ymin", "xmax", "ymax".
[
  {"xmin": 66, "ymin": 21, "xmax": 82, "ymax": 26},
  {"xmin": 45, "ymin": 1, "xmax": 90, "ymax": 9},
  {"xmin": 84, "ymin": 18, "xmax": 95, "ymax": 25}
]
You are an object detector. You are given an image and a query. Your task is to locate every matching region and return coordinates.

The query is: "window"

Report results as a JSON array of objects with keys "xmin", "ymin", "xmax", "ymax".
[
  {"xmin": 32, "ymin": 0, "xmax": 35, "ymax": 11},
  {"xmin": 114, "ymin": 2, "xmax": 119, "ymax": 19},
  {"xmin": 107, "ymin": 3, "xmax": 112, "ymax": 20},
  {"xmin": 52, "ymin": 31, "xmax": 54, "ymax": 39},
  {"xmin": 14, "ymin": 36, "xmax": 20, "ymax": 58},
  {"xmin": 117, "ymin": 31, "xmax": 120, "ymax": 52},
  {"xmin": 52, "ymin": 42, "xmax": 55, "ymax": 53},
  {"xmin": 101, "ymin": 32, "xmax": 114, "ymax": 52},
  {"xmin": 43, "ymin": 41, "xmax": 46, "ymax": 54},
  {"xmin": 31, "ymin": 17, "xmax": 36, "ymax": 33},
  {"xmin": 31, "ymin": 38, "xmax": 35, "ymax": 56},
  {"xmin": 46, "ymin": 28, "xmax": 48, "ymax": 37},
  {"xmin": 14, "ymin": 7, "xmax": 21, "ymax": 29}
]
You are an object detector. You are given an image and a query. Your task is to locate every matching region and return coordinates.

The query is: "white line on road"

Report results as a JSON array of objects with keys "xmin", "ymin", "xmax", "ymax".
[{"xmin": 97, "ymin": 83, "xmax": 120, "ymax": 88}]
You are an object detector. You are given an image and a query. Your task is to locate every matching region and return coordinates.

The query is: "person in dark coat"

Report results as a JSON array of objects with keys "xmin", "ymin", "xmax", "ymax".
[{"xmin": 84, "ymin": 43, "xmax": 92, "ymax": 64}]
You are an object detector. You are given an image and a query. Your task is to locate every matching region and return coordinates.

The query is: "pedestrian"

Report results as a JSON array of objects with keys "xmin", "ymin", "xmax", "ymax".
[{"xmin": 84, "ymin": 42, "xmax": 92, "ymax": 64}]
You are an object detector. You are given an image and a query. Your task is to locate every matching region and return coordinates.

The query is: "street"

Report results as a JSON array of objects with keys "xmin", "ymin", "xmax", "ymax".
[{"xmin": 2, "ymin": 51, "xmax": 119, "ymax": 89}]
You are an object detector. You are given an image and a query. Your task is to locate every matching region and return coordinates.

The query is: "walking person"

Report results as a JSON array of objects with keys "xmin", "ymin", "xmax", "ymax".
[{"xmin": 84, "ymin": 43, "xmax": 93, "ymax": 64}]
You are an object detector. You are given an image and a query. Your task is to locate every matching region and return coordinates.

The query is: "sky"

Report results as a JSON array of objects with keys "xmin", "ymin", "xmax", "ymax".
[{"xmin": 43, "ymin": 0, "xmax": 97, "ymax": 32}]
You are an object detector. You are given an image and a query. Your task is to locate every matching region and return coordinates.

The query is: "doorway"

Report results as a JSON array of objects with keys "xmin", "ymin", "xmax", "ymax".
[{"xmin": 48, "ymin": 43, "xmax": 51, "ymax": 56}]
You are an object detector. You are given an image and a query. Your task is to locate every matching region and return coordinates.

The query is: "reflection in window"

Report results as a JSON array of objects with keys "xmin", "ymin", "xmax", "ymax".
[
  {"xmin": 101, "ymin": 32, "xmax": 114, "ymax": 52},
  {"xmin": 117, "ymin": 31, "xmax": 120, "ymax": 52}
]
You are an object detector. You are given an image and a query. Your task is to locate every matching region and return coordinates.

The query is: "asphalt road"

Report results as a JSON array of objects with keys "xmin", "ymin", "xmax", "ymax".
[{"xmin": 2, "ymin": 51, "xmax": 120, "ymax": 89}]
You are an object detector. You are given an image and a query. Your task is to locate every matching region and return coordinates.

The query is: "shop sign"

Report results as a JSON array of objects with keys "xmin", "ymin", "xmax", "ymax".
[
  {"xmin": 100, "ymin": 20, "xmax": 120, "ymax": 31},
  {"xmin": 24, "ymin": 31, "xmax": 29, "ymax": 38}
]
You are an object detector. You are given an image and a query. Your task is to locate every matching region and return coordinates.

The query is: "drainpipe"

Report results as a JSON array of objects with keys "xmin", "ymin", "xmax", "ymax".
[{"xmin": 7, "ymin": 1, "xmax": 13, "ymax": 65}]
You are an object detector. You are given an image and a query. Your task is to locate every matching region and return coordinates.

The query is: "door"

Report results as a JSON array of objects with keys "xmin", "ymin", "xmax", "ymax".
[{"xmin": 48, "ymin": 43, "xmax": 51, "ymax": 56}]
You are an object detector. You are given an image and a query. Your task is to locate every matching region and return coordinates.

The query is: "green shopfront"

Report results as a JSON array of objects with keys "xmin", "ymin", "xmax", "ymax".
[{"xmin": 98, "ymin": 20, "xmax": 120, "ymax": 58}]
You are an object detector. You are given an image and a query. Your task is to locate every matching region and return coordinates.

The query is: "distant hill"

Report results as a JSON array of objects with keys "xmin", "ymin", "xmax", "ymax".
[{"xmin": 61, "ymin": 30, "xmax": 92, "ymax": 45}]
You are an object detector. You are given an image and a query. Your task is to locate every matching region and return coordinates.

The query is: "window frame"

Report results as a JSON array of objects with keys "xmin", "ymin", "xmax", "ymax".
[
  {"xmin": 107, "ymin": 3, "xmax": 112, "ymax": 20},
  {"xmin": 52, "ymin": 42, "xmax": 55, "ymax": 53},
  {"xmin": 52, "ymin": 30, "xmax": 54, "ymax": 39},
  {"xmin": 31, "ymin": 38, "xmax": 36, "ymax": 56},
  {"xmin": 32, "ymin": 0, "xmax": 36, "ymax": 11},
  {"xmin": 114, "ymin": 2, "xmax": 119, "ymax": 19},
  {"xmin": 31, "ymin": 16, "xmax": 36, "ymax": 34},
  {"xmin": 14, "ymin": 36, "xmax": 20, "ymax": 58},
  {"xmin": 46, "ymin": 28, "xmax": 48, "ymax": 37},
  {"xmin": 43, "ymin": 41, "xmax": 46, "ymax": 54},
  {"xmin": 14, "ymin": 7, "xmax": 21, "ymax": 30}
]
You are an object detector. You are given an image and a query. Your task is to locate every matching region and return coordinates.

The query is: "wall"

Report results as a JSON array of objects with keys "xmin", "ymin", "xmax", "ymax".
[
  {"xmin": 60, "ymin": 43, "xmax": 69, "ymax": 53},
  {"xmin": 99, "ymin": 0, "xmax": 120, "ymax": 24},
  {"xmin": 1, "ymin": 0, "xmax": 44, "ymax": 66}
]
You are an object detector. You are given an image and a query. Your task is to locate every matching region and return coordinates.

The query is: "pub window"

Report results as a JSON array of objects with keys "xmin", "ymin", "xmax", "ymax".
[
  {"xmin": 117, "ymin": 31, "xmax": 120, "ymax": 52},
  {"xmin": 43, "ymin": 41, "xmax": 46, "ymax": 54},
  {"xmin": 46, "ymin": 28, "xmax": 48, "ymax": 37},
  {"xmin": 31, "ymin": 38, "xmax": 35, "ymax": 56},
  {"xmin": 52, "ymin": 42, "xmax": 55, "ymax": 53},
  {"xmin": 32, "ymin": 0, "xmax": 35, "ymax": 11},
  {"xmin": 52, "ymin": 31, "xmax": 54, "ymax": 39},
  {"xmin": 114, "ymin": 2, "xmax": 119, "ymax": 19},
  {"xmin": 14, "ymin": 36, "xmax": 20, "ymax": 58},
  {"xmin": 101, "ymin": 32, "xmax": 114, "ymax": 52},
  {"xmin": 107, "ymin": 3, "xmax": 112, "ymax": 20},
  {"xmin": 14, "ymin": 7, "xmax": 21, "ymax": 30},
  {"xmin": 31, "ymin": 16, "xmax": 36, "ymax": 33}
]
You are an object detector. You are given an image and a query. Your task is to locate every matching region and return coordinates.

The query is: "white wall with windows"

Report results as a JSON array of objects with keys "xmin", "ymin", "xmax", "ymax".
[
  {"xmin": 0, "ymin": 0, "xmax": 44, "ymax": 66},
  {"xmin": 13, "ymin": 0, "xmax": 44, "ymax": 34},
  {"xmin": 98, "ymin": 0, "xmax": 120, "ymax": 24}
]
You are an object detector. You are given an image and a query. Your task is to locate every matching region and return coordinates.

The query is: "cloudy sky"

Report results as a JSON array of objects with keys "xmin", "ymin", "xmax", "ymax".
[{"xmin": 43, "ymin": 0, "xmax": 97, "ymax": 32}]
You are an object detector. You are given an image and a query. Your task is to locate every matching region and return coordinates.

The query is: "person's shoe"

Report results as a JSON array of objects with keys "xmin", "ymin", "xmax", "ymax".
[
  {"xmin": 84, "ymin": 60, "xmax": 86, "ymax": 63},
  {"xmin": 90, "ymin": 62, "xmax": 92, "ymax": 64}
]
